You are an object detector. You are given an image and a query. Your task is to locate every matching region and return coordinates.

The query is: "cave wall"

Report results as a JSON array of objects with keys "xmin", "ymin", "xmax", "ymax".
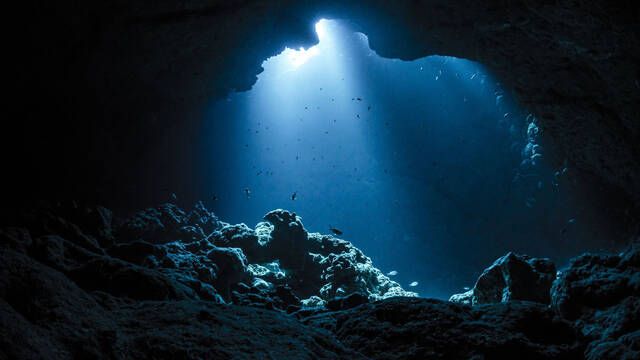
[{"xmin": 8, "ymin": 1, "xmax": 639, "ymax": 220}]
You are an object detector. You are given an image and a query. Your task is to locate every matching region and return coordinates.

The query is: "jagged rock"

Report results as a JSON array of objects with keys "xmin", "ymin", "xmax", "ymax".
[
  {"xmin": 186, "ymin": 201, "xmax": 221, "ymax": 235},
  {"xmin": 209, "ymin": 223, "xmax": 265, "ymax": 262},
  {"xmin": 452, "ymin": 252, "xmax": 556, "ymax": 305},
  {"xmin": 551, "ymin": 241, "xmax": 640, "ymax": 359},
  {"xmin": 231, "ymin": 283, "xmax": 301, "ymax": 312},
  {"xmin": 117, "ymin": 204, "xmax": 188, "ymax": 244},
  {"xmin": 118, "ymin": 203, "xmax": 220, "ymax": 245},
  {"xmin": 0, "ymin": 248, "xmax": 360, "ymax": 359},
  {"xmin": 1, "ymin": 202, "xmax": 638, "ymax": 358},
  {"xmin": 316, "ymin": 242, "xmax": 416, "ymax": 301},
  {"xmin": 449, "ymin": 289, "xmax": 473, "ymax": 305},
  {"xmin": 207, "ymin": 209, "xmax": 416, "ymax": 303},
  {"xmin": 247, "ymin": 261, "xmax": 288, "ymax": 288}
]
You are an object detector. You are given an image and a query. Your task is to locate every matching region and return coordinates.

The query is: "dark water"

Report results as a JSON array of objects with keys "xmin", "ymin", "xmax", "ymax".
[{"xmin": 200, "ymin": 20, "xmax": 619, "ymax": 299}]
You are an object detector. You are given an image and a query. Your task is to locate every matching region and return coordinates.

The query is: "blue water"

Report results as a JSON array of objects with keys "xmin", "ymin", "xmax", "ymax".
[{"xmin": 200, "ymin": 20, "xmax": 618, "ymax": 299}]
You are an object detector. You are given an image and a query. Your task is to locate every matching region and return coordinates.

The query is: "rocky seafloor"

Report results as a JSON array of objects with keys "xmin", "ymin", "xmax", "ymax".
[{"xmin": 1, "ymin": 202, "xmax": 638, "ymax": 359}]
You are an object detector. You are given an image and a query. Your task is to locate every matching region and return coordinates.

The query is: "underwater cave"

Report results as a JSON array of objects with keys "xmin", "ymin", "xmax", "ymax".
[
  {"xmin": 3, "ymin": 1, "xmax": 640, "ymax": 359},
  {"xmin": 203, "ymin": 18, "xmax": 628, "ymax": 299}
]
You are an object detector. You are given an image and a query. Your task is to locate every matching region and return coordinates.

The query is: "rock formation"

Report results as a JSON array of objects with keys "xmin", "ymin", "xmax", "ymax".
[
  {"xmin": 1, "ymin": 202, "xmax": 638, "ymax": 359},
  {"xmin": 450, "ymin": 252, "xmax": 557, "ymax": 305},
  {"xmin": 448, "ymin": 245, "xmax": 639, "ymax": 359}
]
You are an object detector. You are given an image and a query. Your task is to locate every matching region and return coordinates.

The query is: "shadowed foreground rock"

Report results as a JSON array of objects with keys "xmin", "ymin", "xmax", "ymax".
[
  {"xmin": 1, "ymin": 202, "xmax": 638, "ymax": 359},
  {"xmin": 552, "ymin": 241, "xmax": 640, "ymax": 360},
  {"xmin": 303, "ymin": 297, "xmax": 582, "ymax": 359}
]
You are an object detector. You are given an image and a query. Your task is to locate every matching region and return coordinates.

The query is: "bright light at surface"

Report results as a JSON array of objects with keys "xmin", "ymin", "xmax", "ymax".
[
  {"xmin": 315, "ymin": 19, "xmax": 329, "ymax": 39},
  {"xmin": 283, "ymin": 46, "xmax": 320, "ymax": 68},
  {"xmin": 282, "ymin": 19, "xmax": 329, "ymax": 69}
]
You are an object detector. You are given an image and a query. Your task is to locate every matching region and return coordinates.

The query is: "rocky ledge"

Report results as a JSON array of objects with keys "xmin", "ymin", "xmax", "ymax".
[{"xmin": 1, "ymin": 202, "xmax": 638, "ymax": 359}]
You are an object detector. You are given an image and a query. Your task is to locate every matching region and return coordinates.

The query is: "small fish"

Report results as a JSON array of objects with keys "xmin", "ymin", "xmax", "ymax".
[
  {"xmin": 291, "ymin": 191, "xmax": 297, "ymax": 201},
  {"xmin": 463, "ymin": 286, "xmax": 470, "ymax": 291},
  {"xmin": 409, "ymin": 281, "xmax": 419, "ymax": 287},
  {"xmin": 329, "ymin": 226, "xmax": 343, "ymax": 236},
  {"xmin": 568, "ymin": 218, "xmax": 576, "ymax": 224},
  {"xmin": 244, "ymin": 187, "xmax": 251, "ymax": 199},
  {"xmin": 387, "ymin": 270, "xmax": 398, "ymax": 276}
]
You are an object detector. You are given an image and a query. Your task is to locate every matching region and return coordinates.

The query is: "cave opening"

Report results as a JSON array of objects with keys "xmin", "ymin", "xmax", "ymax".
[
  {"xmin": 6, "ymin": 3, "xmax": 640, "ymax": 357},
  {"xmin": 201, "ymin": 19, "xmax": 621, "ymax": 299}
]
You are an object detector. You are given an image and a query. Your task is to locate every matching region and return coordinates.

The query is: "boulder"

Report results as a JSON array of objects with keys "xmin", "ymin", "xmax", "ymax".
[
  {"xmin": 452, "ymin": 252, "xmax": 556, "ymax": 305},
  {"xmin": 117, "ymin": 204, "xmax": 187, "ymax": 244}
]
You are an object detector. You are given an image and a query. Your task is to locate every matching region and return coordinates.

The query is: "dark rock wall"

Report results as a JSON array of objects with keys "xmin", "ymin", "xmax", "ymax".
[{"xmin": 7, "ymin": 1, "xmax": 639, "ymax": 224}]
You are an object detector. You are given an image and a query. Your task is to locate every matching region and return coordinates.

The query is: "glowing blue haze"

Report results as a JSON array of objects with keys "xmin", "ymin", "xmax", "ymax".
[{"xmin": 203, "ymin": 19, "xmax": 609, "ymax": 298}]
